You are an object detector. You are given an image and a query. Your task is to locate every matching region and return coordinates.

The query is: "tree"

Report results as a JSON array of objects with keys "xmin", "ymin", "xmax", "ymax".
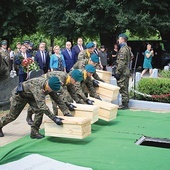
[
  {"xmin": 33, "ymin": 0, "xmax": 170, "ymax": 51},
  {"xmin": 0, "ymin": 0, "xmax": 38, "ymax": 43}
]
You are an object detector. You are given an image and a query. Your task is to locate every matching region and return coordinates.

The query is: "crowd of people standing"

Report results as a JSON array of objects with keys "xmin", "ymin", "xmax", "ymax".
[{"xmin": 0, "ymin": 34, "xmax": 149, "ymax": 139}]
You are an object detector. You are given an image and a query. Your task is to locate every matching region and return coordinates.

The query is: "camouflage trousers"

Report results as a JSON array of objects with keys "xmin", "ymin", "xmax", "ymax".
[
  {"xmin": 0, "ymin": 93, "xmax": 44, "ymax": 131},
  {"xmin": 117, "ymin": 75, "xmax": 129, "ymax": 106},
  {"xmin": 27, "ymin": 87, "xmax": 73, "ymax": 119}
]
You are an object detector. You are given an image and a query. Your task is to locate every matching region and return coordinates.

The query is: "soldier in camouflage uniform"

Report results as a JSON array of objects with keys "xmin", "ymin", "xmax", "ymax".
[
  {"xmin": 71, "ymin": 42, "xmax": 94, "ymax": 69},
  {"xmin": 72, "ymin": 47, "xmax": 104, "ymax": 86},
  {"xmin": 75, "ymin": 64, "xmax": 101, "ymax": 104},
  {"xmin": 0, "ymin": 76, "xmax": 65, "ymax": 139},
  {"xmin": 115, "ymin": 34, "xmax": 131, "ymax": 109},
  {"xmin": 26, "ymin": 69, "xmax": 84, "ymax": 125},
  {"xmin": 0, "ymin": 40, "xmax": 10, "ymax": 80}
]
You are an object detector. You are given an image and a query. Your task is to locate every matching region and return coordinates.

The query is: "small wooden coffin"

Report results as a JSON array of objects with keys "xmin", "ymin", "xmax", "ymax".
[
  {"xmin": 96, "ymin": 69, "xmax": 112, "ymax": 83},
  {"xmin": 72, "ymin": 103, "xmax": 99, "ymax": 124},
  {"xmin": 58, "ymin": 104, "xmax": 99, "ymax": 124},
  {"xmin": 96, "ymin": 81, "xmax": 120, "ymax": 101},
  {"xmin": 44, "ymin": 116, "xmax": 91, "ymax": 139},
  {"xmin": 89, "ymin": 97, "xmax": 119, "ymax": 121}
]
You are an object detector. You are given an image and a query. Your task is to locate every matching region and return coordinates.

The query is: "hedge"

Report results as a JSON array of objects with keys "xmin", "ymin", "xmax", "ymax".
[{"xmin": 135, "ymin": 77, "xmax": 170, "ymax": 103}]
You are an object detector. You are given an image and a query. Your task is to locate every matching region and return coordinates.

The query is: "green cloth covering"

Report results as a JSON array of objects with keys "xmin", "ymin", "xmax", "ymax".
[{"xmin": 0, "ymin": 110, "xmax": 170, "ymax": 169}]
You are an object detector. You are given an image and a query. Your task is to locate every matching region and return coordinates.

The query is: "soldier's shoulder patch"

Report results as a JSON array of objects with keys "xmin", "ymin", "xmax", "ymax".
[
  {"xmin": 119, "ymin": 55, "xmax": 124, "ymax": 59},
  {"xmin": 119, "ymin": 52, "xmax": 124, "ymax": 59}
]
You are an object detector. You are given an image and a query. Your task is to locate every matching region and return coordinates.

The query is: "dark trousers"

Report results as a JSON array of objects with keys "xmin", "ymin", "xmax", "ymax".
[{"xmin": 19, "ymin": 73, "xmax": 27, "ymax": 83}]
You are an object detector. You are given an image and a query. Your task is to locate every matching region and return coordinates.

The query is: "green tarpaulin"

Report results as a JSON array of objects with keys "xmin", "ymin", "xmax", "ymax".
[{"xmin": 0, "ymin": 110, "xmax": 170, "ymax": 170}]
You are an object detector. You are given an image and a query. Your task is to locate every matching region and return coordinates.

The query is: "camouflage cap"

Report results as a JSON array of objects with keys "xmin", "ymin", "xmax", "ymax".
[{"xmin": 16, "ymin": 42, "xmax": 21, "ymax": 45}]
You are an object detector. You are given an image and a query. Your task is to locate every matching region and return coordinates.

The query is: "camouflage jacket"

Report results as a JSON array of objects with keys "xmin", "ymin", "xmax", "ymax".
[
  {"xmin": 75, "ymin": 70, "xmax": 100, "ymax": 101},
  {"xmin": 0, "ymin": 48, "xmax": 10, "ymax": 80},
  {"xmin": 42, "ymin": 71, "xmax": 80, "ymax": 104},
  {"xmin": 72, "ymin": 50, "xmax": 90, "ymax": 70},
  {"xmin": 116, "ymin": 44, "xmax": 131, "ymax": 76},
  {"xmin": 15, "ymin": 77, "xmax": 67, "ymax": 119},
  {"xmin": 71, "ymin": 50, "xmax": 104, "ymax": 81}
]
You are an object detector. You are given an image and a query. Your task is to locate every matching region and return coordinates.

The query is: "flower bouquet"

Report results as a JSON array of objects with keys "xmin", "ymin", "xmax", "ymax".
[{"xmin": 21, "ymin": 58, "xmax": 40, "ymax": 73}]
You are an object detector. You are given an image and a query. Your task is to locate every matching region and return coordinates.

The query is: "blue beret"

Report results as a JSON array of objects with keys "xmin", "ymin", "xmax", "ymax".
[
  {"xmin": 86, "ymin": 42, "xmax": 95, "ymax": 49},
  {"xmin": 71, "ymin": 69, "xmax": 83, "ymax": 82},
  {"xmin": 85, "ymin": 64, "xmax": 96, "ymax": 73},
  {"xmin": 118, "ymin": 33, "xmax": 128, "ymax": 40},
  {"xmin": 48, "ymin": 76, "xmax": 61, "ymax": 91},
  {"xmin": 90, "ymin": 53, "xmax": 99, "ymax": 63},
  {"xmin": 1, "ymin": 40, "xmax": 7, "ymax": 45}
]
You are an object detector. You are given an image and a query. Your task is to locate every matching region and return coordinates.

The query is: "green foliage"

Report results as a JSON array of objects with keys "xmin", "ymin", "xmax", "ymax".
[
  {"xmin": 136, "ymin": 78, "xmax": 170, "ymax": 103},
  {"xmin": 159, "ymin": 70, "xmax": 170, "ymax": 78},
  {"xmin": 0, "ymin": 0, "xmax": 38, "ymax": 40},
  {"xmin": 0, "ymin": 0, "xmax": 170, "ymax": 47},
  {"xmin": 11, "ymin": 32, "xmax": 67, "ymax": 50}
]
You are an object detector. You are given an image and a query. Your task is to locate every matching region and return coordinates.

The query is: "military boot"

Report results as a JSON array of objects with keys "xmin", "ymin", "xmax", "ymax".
[
  {"xmin": 30, "ymin": 129, "xmax": 44, "ymax": 139},
  {"xmin": 0, "ymin": 127, "xmax": 4, "ymax": 137},
  {"xmin": 26, "ymin": 115, "xmax": 33, "ymax": 126},
  {"xmin": 119, "ymin": 102, "xmax": 129, "ymax": 110}
]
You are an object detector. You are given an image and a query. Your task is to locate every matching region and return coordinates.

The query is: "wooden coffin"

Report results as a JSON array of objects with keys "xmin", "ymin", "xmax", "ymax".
[
  {"xmin": 96, "ymin": 81, "xmax": 120, "ymax": 101},
  {"xmin": 44, "ymin": 116, "xmax": 91, "ymax": 139},
  {"xmin": 89, "ymin": 97, "xmax": 119, "ymax": 121},
  {"xmin": 96, "ymin": 69, "xmax": 112, "ymax": 83},
  {"xmin": 72, "ymin": 103, "xmax": 99, "ymax": 124},
  {"xmin": 58, "ymin": 104, "xmax": 99, "ymax": 124}
]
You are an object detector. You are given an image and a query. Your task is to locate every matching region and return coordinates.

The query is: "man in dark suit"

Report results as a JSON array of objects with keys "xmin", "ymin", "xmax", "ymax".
[
  {"xmin": 61, "ymin": 41, "xmax": 76, "ymax": 73},
  {"xmin": 15, "ymin": 44, "xmax": 32, "ymax": 82},
  {"xmin": 34, "ymin": 43, "xmax": 50, "ymax": 73},
  {"xmin": 72, "ymin": 37, "xmax": 85, "ymax": 62}
]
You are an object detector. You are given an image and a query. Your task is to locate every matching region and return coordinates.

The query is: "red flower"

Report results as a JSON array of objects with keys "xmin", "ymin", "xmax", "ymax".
[
  {"xmin": 27, "ymin": 58, "xmax": 33, "ymax": 64},
  {"xmin": 22, "ymin": 59, "xmax": 29, "ymax": 67}
]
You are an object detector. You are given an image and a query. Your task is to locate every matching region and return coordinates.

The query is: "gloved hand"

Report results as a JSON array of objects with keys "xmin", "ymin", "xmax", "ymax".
[
  {"xmin": 86, "ymin": 99, "xmax": 94, "ymax": 105},
  {"xmin": 96, "ymin": 95, "xmax": 102, "ymax": 100},
  {"xmin": 100, "ymin": 79, "xmax": 105, "ymax": 82},
  {"xmin": 93, "ymin": 79, "xmax": 99, "ymax": 87},
  {"xmin": 77, "ymin": 99, "xmax": 84, "ymax": 104},
  {"xmin": 64, "ymin": 113, "xmax": 73, "ymax": 117},
  {"xmin": 66, "ymin": 103, "xmax": 77, "ymax": 111},
  {"xmin": 114, "ymin": 74, "xmax": 120, "ymax": 81},
  {"xmin": 53, "ymin": 117, "xmax": 64, "ymax": 125}
]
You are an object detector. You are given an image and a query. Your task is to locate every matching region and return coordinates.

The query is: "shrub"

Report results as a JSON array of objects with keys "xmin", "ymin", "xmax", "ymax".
[
  {"xmin": 135, "ymin": 78, "xmax": 170, "ymax": 103},
  {"xmin": 159, "ymin": 70, "xmax": 170, "ymax": 78}
]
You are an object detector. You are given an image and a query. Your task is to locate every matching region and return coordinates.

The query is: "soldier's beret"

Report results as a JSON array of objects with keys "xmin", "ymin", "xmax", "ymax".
[
  {"xmin": 1, "ymin": 40, "xmax": 7, "ymax": 45},
  {"xmin": 48, "ymin": 76, "xmax": 61, "ymax": 91},
  {"xmin": 71, "ymin": 69, "xmax": 83, "ymax": 82},
  {"xmin": 29, "ymin": 42, "xmax": 34, "ymax": 47},
  {"xmin": 90, "ymin": 53, "xmax": 99, "ymax": 63},
  {"xmin": 118, "ymin": 33, "xmax": 128, "ymax": 41},
  {"xmin": 16, "ymin": 42, "xmax": 21, "ymax": 45},
  {"xmin": 86, "ymin": 42, "xmax": 95, "ymax": 49},
  {"xmin": 85, "ymin": 64, "xmax": 96, "ymax": 73},
  {"xmin": 23, "ymin": 40, "xmax": 30, "ymax": 44}
]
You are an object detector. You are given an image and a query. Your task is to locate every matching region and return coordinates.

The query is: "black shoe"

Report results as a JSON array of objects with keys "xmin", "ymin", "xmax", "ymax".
[
  {"xmin": 0, "ymin": 127, "xmax": 4, "ymax": 137},
  {"xmin": 64, "ymin": 113, "xmax": 73, "ymax": 117},
  {"xmin": 26, "ymin": 117, "xmax": 33, "ymax": 126},
  {"xmin": 118, "ymin": 105, "xmax": 129, "ymax": 110},
  {"xmin": 30, "ymin": 130, "xmax": 44, "ymax": 139}
]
